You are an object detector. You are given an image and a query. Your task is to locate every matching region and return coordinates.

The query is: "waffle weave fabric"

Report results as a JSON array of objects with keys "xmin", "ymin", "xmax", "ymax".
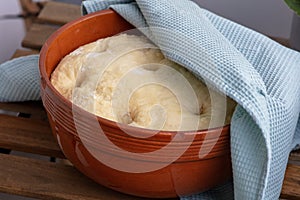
[
  {"xmin": 0, "ymin": 55, "xmax": 40, "ymax": 102},
  {"xmin": 82, "ymin": 0, "xmax": 300, "ymax": 199}
]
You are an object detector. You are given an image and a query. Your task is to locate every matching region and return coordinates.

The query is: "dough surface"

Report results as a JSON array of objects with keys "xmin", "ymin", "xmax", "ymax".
[{"xmin": 51, "ymin": 34, "xmax": 236, "ymax": 131}]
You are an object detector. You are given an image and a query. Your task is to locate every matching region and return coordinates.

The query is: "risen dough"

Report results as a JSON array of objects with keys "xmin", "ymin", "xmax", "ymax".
[{"xmin": 51, "ymin": 34, "xmax": 236, "ymax": 131}]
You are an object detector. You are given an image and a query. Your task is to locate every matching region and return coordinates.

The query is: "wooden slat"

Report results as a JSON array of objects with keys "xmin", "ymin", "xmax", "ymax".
[
  {"xmin": 19, "ymin": 0, "xmax": 41, "ymax": 15},
  {"xmin": 0, "ymin": 114, "xmax": 64, "ymax": 158},
  {"xmin": 0, "ymin": 101, "xmax": 47, "ymax": 121},
  {"xmin": 281, "ymin": 164, "xmax": 300, "ymax": 199},
  {"xmin": 38, "ymin": 1, "xmax": 81, "ymax": 25},
  {"xmin": 11, "ymin": 49, "xmax": 39, "ymax": 59},
  {"xmin": 0, "ymin": 153, "xmax": 146, "ymax": 200},
  {"xmin": 0, "ymin": 153, "xmax": 298, "ymax": 200},
  {"xmin": 22, "ymin": 23, "xmax": 59, "ymax": 49},
  {"xmin": 289, "ymin": 149, "xmax": 300, "ymax": 166},
  {"xmin": 19, "ymin": 0, "xmax": 43, "ymax": 30},
  {"xmin": 270, "ymin": 37, "xmax": 290, "ymax": 48}
]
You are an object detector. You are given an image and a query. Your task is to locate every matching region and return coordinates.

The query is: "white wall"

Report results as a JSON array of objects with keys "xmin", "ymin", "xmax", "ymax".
[
  {"xmin": 194, "ymin": 0, "xmax": 294, "ymax": 38},
  {"xmin": 0, "ymin": 0, "xmax": 26, "ymax": 64}
]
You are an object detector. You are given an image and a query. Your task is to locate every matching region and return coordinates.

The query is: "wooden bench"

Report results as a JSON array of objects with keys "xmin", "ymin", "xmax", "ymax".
[{"xmin": 0, "ymin": 1, "xmax": 299, "ymax": 199}]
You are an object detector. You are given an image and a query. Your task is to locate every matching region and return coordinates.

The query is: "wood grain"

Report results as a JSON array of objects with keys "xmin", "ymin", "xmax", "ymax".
[
  {"xmin": 11, "ymin": 49, "xmax": 39, "ymax": 59},
  {"xmin": 22, "ymin": 23, "xmax": 59, "ymax": 49},
  {"xmin": 289, "ymin": 149, "xmax": 300, "ymax": 166},
  {"xmin": 19, "ymin": 0, "xmax": 41, "ymax": 15},
  {"xmin": 0, "ymin": 101, "xmax": 47, "ymax": 121},
  {"xmin": 0, "ymin": 114, "xmax": 64, "ymax": 158},
  {"xmin": 38, "ymin": 1, "xmax": 81, "ymax": 25},
  {"xmin": 19, "ymin": 0, "xmax": 44, "ymax": 30},
  {"xmin": 0, "ymin": 153, "xmax": 148, "ymax": 200},
  {"xmin": 281, "ymin": 164, "xmax": 300, "ymax": 200},
  {"xmin": 270, "ymin": 37, "xmax": 290, "ymax": 48}
]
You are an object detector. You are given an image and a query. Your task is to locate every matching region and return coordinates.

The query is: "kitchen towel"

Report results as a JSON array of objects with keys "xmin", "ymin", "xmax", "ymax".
[{"xmin": 0, "ymin": 55, "xmax": 40, "ymax": 102}]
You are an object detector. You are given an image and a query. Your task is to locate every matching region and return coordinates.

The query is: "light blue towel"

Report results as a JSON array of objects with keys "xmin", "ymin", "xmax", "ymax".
[
  {"xmin": 0, "ymin": 55, "xmax": 40, "ymax": 102},
  {"xmin": 82, "ymin": 1, "xmax": 300, "ymax": 199},
  {"xmin": 0, "ymin": 0, "xmax": 299, "ymax": 199}
]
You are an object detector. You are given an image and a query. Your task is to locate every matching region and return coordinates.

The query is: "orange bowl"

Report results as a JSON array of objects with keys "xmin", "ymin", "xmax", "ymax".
[{"xmin": 39, "ymin": 9, "xmax": 232, "ymax": 198}]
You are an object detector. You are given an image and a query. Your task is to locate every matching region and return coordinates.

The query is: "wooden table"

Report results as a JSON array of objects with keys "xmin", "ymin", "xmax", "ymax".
[{"xmin": 0, "ymin": 1, "xmax": 299, "ymax": 199}]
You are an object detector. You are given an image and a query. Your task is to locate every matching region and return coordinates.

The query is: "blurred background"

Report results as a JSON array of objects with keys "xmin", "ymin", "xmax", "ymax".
[
  {"xmin": 0, "ymin": 0, "xmax": 295, "ymax": 63},
  {"xmin": 195, "ymin": 0, "xmax": 294, "ymax": 38},
  {"xmin": 0, "ymin": 0, "xmax": 80, "ymax": 64}
]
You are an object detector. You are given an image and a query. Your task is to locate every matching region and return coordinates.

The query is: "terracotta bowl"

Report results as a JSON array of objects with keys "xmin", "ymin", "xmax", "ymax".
[{"xmin": 39, "ymin": 9, "xmax": 232, "ymax": 198}]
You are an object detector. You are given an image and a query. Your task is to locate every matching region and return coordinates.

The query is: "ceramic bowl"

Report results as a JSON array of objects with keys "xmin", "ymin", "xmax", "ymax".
[{"xmin": 39, "ymin": 9, "xmax": 232, "ymax": 198}]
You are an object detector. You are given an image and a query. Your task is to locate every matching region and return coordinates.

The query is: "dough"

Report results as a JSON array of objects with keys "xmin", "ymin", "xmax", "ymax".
[{"xmin": 51, "ymin": 34, "xmax": 236, "ymax": 131}]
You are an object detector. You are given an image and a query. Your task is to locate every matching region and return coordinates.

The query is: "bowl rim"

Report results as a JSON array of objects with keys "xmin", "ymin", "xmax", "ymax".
[{"xmin": 39, "ymin": 9, "xmax": 231, "ymax": 137}]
